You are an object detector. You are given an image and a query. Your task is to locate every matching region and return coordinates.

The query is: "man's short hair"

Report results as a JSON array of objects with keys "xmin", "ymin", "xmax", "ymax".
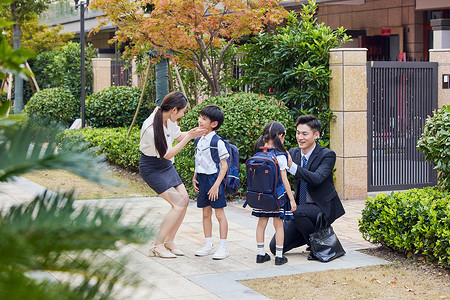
[
  {"xmin": 295, "ymin": 114, "xmax": 321, "ymax": 133},
  {"xmin": 200, "ymin": 105, "xmax": 224, "ymax": 130}
]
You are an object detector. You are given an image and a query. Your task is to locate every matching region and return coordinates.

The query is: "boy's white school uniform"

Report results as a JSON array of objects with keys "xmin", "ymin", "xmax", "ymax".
[
  {"xmin": 194, "ymin": 131, "xmax": 230, "ymax": 260},
  {"xmin": 194, "ymin": 131, "xmax": 229, "ymax": 174}
]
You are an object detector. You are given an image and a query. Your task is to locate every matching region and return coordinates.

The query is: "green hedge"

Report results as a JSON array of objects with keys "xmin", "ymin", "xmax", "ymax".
[
  {"xmin": 177, "ymin": 92, "xmax": 295, "ymax": 194},
  {"xmin": 359, "ymin": 187, "xmax": 450, "ymax": 266},
  {"xmin": 61, "ymin": 127, "xmax": 140, "ymax": 170},
  {"xmin": 24, "ymin": 88, "xmax": 79, "ymax": 126},
  {"xmin": 86, "ymin": 86, "xmax": 155, "ymax": 128}
]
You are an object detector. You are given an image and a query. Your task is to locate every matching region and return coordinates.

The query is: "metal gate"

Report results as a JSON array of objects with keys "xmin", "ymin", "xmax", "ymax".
[
  {"xmin": 367, "ymin": 61, "xmax": 438, "ymax": 192},
  {"xmin": 111, "ymin": 60, "xmax": 132, "ymax": 87}
]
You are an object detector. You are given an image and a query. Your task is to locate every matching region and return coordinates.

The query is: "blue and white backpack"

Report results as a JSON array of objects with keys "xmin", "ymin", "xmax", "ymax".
[
  {"xmin": 244, "ymin": 147, "xmax": 288, "ymax": 210},
  {"xmin": 194, "ymin": 134, "xmax": 240, "ymax": 195}
]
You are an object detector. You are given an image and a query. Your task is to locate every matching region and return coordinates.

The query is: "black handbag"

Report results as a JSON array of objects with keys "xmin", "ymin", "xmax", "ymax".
[{"xmin": 309, "ymin": 212, "xmax": 345, "ymax": 262}]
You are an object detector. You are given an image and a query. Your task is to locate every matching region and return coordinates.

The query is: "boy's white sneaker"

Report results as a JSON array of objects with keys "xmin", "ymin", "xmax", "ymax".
[
  {"xmin": 212, "ymin": 247, "xmax": 229, "ymax": 260},
  {"xmin": 195, "ymin": 244, "xmax": 215, "ymax": 256}
]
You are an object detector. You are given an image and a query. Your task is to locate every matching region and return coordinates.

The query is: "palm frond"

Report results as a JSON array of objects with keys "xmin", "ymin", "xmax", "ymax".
[
  {"xmin": 0, "ymin": 190, "xmax": 153, "ymax": 299},
  {"xmin": 0, "ymin": 117, "xmax": 114, "ymax": 185}
]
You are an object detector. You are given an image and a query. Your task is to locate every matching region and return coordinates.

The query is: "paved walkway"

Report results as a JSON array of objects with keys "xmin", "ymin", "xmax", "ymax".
[{"xmin": 1, "ymin": 178, "xmax": 388, "ymax": 299}]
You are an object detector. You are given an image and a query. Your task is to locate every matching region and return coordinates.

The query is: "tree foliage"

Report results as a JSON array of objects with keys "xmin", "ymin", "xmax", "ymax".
[
  {"xmin": 0, "ymin": 5, "xmax": 34, "ymax": 82},
  {"xmin": 3, "ymin": 15, "xmax": 74, "ymax": 53},
  {"xmin": 90, "ymin": 0, "xmax": 287, "ymax": 96},
  {"xmin": 235, "ymin": 0, "xmax": 350, "ymax": 145}
]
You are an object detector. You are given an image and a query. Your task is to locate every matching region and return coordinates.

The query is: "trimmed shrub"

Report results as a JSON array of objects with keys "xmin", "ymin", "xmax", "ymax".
[
  {"xmin": 86, "ymin": 86, "xmax": 155, "ymax": 128},
  {"xmin": 24, "ymin": 88, "xmax": 79, "ymax": 126},
  {"xmin": 61, "ymin": 127, "xmax": 140, "ymax": 170},
  {"xmin": 177, "ymin": 92, "xmax": 295, "ymax": 193},
  {"xmin": 417, "ymin": 105, "xmax": 450, "ymax": 190},
  {"xmin": 359, "ymin": 187, "xmax": 450, "ymax": 266}
]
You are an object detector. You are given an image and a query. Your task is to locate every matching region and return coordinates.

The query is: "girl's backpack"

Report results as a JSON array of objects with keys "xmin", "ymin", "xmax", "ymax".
[
  {"xmin": 194, "ymin": 134, "xmax": 240, "ymax": 195},
  {"xmin": 244, "ymin": 147, "xmax": 288, "ymax": 211}
]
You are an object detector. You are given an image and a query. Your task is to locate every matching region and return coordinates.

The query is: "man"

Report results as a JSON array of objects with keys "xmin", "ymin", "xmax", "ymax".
[{"xmin": 270, "ymin": 115, "xmax": 345, "ymax": 259}]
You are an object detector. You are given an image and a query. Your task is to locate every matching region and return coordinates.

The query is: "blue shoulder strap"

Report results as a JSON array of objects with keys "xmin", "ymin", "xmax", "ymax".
[
  {"xmin": 210, "ymin": 134, "xmax": 221, "ymax": 170},
  {"xmin": 194, "ymin": 137, "xmax": 200, "ymax": 154}
]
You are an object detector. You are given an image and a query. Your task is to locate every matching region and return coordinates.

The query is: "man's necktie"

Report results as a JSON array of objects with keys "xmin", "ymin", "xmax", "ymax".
[{"xmin": 298, "ymin": 156, "xmax": 307, "ymax": 205}]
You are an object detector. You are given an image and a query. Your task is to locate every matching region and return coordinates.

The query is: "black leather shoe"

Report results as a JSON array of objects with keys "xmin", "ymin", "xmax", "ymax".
[
  {"xmin": 275, "ymin": 256, "xmax": 288, "ymax": 265},
  {"xmin": 256, "ymin": 253, "xmax": 271, "ymax": 263},
  {"xmin": 307, "ymin": 252, "xmax": 318, "ymax": 261}
]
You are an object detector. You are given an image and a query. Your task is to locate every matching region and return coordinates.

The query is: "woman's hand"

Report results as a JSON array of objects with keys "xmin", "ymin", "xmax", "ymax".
[{"xmin": 187, "ymin": 127, "xmax": 207, "ymax": 139}]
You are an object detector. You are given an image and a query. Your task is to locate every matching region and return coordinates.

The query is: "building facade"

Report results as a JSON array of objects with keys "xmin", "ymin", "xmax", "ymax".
[{"xmin": 284, "ymin": 0, "xmax": 450, "ymax": 61}]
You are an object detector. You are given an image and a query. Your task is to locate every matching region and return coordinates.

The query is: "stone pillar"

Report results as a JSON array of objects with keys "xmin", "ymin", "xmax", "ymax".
[
  {"xmin": 329, "ymin": 48, "xmax": 368, "ymax": 200},
  {"xmin": 429, "ymin": 49, "xmax": 450, "ymax": 108},
  {"xmin": 131, "ymin": 58, "xmax": 139, "ymax": 88},
  {"xmin": 92, "ymin": 58, "xmax": 111, "ymax": 93},
  {"xmin": 431, "ymin": 19, "xmax": 450, "ymax": 49}
]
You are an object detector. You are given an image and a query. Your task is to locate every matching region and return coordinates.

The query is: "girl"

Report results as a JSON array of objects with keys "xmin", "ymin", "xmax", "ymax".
[
  {"xmin": 140, "ymin": 91, "xmax": 205, "ymax": 258},
  {"xmin": 252, "ymin": 121, "xmax": 297, "ymax": 265}
]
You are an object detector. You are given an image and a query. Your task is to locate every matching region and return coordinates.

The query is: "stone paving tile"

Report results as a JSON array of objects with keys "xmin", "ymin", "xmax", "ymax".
[{"xmin": 2, "ymin": 178, "xmax": 390, "ymax": 299}]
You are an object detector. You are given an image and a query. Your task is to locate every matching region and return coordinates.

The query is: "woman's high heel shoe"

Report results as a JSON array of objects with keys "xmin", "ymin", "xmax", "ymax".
[
  {"xmin": 164, "ymin": 242, "xmax": 184, "ymax": 256},
  {"xmin": 149, "ymin": 244, "xmax": 177, "ymax": 258}
]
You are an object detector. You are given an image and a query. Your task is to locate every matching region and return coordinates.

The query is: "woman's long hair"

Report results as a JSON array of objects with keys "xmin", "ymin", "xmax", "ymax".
[
  {"xmin": 153, "ymin": 91, "xmax": 188, "ymax": 158},
  {"xmin": 253, "ymin": 121, "xmax": 287, "ymax": 153}
]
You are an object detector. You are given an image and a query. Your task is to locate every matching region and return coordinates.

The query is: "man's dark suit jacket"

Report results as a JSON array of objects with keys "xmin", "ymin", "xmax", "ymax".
[{"xmin": 290, "ymin": 144, "xmax": 345, "ymax": 224}]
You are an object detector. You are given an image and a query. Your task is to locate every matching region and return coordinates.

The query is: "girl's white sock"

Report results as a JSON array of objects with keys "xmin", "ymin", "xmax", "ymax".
[
  {"xmin": 276, "ymin": 245, "xmax": 283, "ymax": 258},
  {"xmin": 257, "ymin": 243, "xmax": 265, "ymax": 255}
]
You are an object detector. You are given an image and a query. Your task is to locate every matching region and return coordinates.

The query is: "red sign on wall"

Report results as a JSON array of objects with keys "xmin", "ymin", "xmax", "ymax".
[{"xmin": 381, "ymin": 28, "xmax": 391, "ymax": 36}]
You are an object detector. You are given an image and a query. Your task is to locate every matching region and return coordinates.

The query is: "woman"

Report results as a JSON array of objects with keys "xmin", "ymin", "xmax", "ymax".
[{"xmin": 140, "ymin": 91, "xmax": 205, "ymax": 258}]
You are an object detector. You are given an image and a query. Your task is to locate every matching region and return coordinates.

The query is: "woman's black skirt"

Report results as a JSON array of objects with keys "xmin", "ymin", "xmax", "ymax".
[{"xmin": 139, "ymin": 153, "xmax": 183, "ymax": 195}]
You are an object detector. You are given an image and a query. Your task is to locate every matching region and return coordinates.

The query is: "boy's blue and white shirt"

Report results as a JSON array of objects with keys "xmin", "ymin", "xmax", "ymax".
[{"xmin": 195, "ymin": 131, "xmax": 229, "ymax": 175}]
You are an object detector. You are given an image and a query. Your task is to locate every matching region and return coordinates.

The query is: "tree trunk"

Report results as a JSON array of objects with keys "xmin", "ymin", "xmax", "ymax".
[
  {"xmin": 155, "ymin": 58, "xmax": 169, "ymax": 106},
  {"xmin": 11, "ymin": 3, "xmax": 23, "ymax": 114}
]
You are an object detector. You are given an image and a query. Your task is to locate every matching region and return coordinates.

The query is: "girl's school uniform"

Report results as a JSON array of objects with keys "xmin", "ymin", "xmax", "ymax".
[
  {"xmin": 251, "ymin": 154, "xmax": 294, "ymax": 220},
  {"xmin": 139, "ymin": 109, "xmax": 183, "ymax": 194}
]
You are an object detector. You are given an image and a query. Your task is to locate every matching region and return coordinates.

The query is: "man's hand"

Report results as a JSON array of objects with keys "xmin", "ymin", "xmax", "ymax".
[{"xmin": 287, "ymin": 151, "xmax": 293, "ymax": 168}]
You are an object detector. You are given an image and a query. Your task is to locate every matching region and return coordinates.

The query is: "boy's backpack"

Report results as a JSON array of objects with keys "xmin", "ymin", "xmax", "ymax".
[
  {"xmin": 244, "ymin": 147, "xmax": 288, "ymax": 211},
  {"xmin": 194, "ymin": 134, "xmax": 240, "ymax": 195}
]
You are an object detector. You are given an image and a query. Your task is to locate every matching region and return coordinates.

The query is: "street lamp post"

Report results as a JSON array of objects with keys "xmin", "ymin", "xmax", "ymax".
[{"xmin": 75, "ymin": 0, "xmax": 89, "ymax": 128}]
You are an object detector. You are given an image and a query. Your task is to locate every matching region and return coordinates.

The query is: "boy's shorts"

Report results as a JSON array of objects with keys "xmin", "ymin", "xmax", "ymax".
[{"xmin": 196, "ymin": 173, "xmax": 227, "ymax": 209}]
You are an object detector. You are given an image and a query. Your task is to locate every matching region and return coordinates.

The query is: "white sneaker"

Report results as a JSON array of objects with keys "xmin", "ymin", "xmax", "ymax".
[
  {"xmin": 195, "ymin": 244, "xmax": 215, "ymax": 256},
  {"xmin": 212, "ymin": 247, "xmax": 229, "ymax": 260}
]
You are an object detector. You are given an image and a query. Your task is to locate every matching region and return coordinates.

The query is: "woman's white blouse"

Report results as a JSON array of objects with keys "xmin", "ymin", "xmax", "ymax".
[{"xmin": 140, "ymin": 109, "xmax": 182, "ymax": 162}]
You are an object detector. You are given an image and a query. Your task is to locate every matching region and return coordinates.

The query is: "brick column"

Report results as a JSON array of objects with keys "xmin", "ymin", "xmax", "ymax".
[
  {"xmin": 92, "ymin": 58, "xmax": 111, "ymax": 93},
  {"xmin": 429, "ymin": 49, "xmax": 450, "ymax": 108},
  {"xmin": 329, "ymin": 48, "xmax": 368, "ymax": 200}
]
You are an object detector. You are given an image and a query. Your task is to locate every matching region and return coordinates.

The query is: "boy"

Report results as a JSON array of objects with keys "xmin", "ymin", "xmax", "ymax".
[{"xmin": 192, "ymin": 105, "xmax": 229, "ymax": 260}]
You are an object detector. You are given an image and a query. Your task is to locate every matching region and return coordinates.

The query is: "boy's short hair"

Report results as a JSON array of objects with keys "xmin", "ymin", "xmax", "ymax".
[
  {"xmin": 296, "ymin": 114, "xmax": 321, "ymax": 133},
  {"xmin": 200, "ymin": 105, "xmax": 224, "ymax": 130}
]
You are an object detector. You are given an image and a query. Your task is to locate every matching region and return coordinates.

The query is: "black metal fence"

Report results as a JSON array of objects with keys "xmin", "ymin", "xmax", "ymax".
[
  {"xmin": 367, "ymin": 61, "xmax": 438, "ymax": 191},
  {"xmin": 111, "ymin": 60, "xmax": 132, "ymax": 87}
]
